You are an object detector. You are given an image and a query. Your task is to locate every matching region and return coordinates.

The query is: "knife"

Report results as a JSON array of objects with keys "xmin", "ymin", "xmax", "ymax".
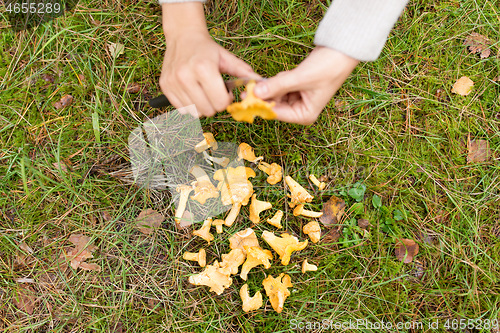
[{"xmin": 148, "ymin": 78, "xmax": 257, "ymax": 108}]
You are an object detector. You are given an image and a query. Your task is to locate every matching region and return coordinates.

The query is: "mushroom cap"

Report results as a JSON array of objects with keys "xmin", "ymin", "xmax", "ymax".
[
  {"xmin": 227, "ymin": 81, "xmax": 276, "ymax": 124},
  {"xmin": 261, "ymin": 231, "xmax": 308, "ymax": 265},
  {"xmin": 213, "ymin": 166, "xmax": 255, "ymax": 206},
  {"xmin": 285, "ymin": 176, "xmax": 314, "ymax": 204},
  {"xmin": 188, "ymin": 262, "xmax": 232, "ymax": 295},
  {"xmin": 262, "ymin": 273, "xmax": 292, "ymax": 313},
  {"xmin": 229, "ymin": 228, "xmax": 260, "ymax": 254},
  {"xmin": 303, "ymin": 221, "xmax": 321, "ymax": 243},
  {"xmin": 193, "ymin": 218, "xmax": 214, "ymax": 244},
  {"xmin": 240, "ymin": 246, "xmax": 273, "ymax": 280},
  {"xmin": 240, "ymin": 284, "xmax": 263, "ymax": 312},
  {"xmin": 212, "ymin": 219, "xmax": 225, "ymax": 233},
  {"xmin": 249, "ymin": 194, "xmax": 272, "ymax": 224},
  {"xmin": 237, "ymin": 143, "xmax": 263, "ymax": 163},
  {"xmin": 220, "ymin": 249, "xmax": 246, "ymax": 275},
  {"xmin": 267, "ymin": 210, "xmax": 283, "ymax": 229}
]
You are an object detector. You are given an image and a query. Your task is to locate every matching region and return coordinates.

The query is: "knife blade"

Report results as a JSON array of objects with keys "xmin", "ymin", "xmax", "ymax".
[{"xmin": 148, "ymin": 78, "xmax": 257, "ymax": 108}]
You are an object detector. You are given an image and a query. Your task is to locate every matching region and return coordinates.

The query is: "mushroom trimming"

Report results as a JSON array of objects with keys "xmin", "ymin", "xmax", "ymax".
[
  {"xmin": 303, "ymin": 221, "xmax": 321, "ymax": 243},
  {"xmin": 302, "ymin": 259, "xmax": 318, "ymax": 273},
  {"xmin": 285, "ymin": 175, "xmax": 314, "ymax": 206},
  {"xmin": 175, "ymin": 184, "xmax": 194, "ymax": 224},
  {"xmin": 262, "ymin": 273, "xmax": 293, "ymax": 313},
  {"xmin": 258, "ymin": 161, "xmax": 282, "ymax": 185},
  {"xmin": 240, "ymin": 246, "xmax": 273, "ymax": 281},
  {"xmin": 240, "ymin": 284, "xmax": 263, "ymax": 312},
  {"xmin": 188, "ymin": 261, "xmax": 232, "ymax": 295},
  {"xmin": 309, "ymin": 174, "xmax": 326, "ymax": 190},
  {"xmin": 267, "ymin": 210, "xmax": 283, "ymax": 229},
  {"xmin": 237, "ymin": 143, "xmax": 263, "ymax": 164},
  {"xmin": 249, "ymin": 194, "xmax": 272, "ymax": 224},
  {"xmin": 194, "ymin": 132, "xmax": 218, "ymax": 153},
  {"xmin": 261, "ymin": 231, "xmax": 308, "ymax": 265},
  {"xmin": 189, "ymin": 165, "xmax": 219, "ymax": 205},
  {"xmin": 193, "ymin": 218, "xmax": 214, "ymax": 244},
  {"xmin": 213, "ymin": 166, "xmax": 255, "ymax": 227},
  {"xmin": 293, "ymin": 204, "xmax": 323, "ymax": 218},
  {"xmin": 183, "ymin": 248, "xmax": 206, "ymax": 267}
]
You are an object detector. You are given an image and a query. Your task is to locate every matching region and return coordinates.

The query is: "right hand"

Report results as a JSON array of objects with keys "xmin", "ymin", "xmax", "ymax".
[{"xmin": 160, "ymin": 32, "xmax": 260, "ymax": 118}]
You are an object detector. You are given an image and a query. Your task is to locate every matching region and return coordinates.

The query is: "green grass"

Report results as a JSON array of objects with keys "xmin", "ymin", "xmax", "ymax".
[{"xmin": 1, "ymin": 0, "xmax": 500, "ymax": 332}]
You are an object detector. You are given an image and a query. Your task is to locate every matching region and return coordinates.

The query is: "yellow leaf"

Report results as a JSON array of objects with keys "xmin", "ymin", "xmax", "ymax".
[{"xmin": 451, "ymin": 76, "xmax": 474, "ymax": 96}]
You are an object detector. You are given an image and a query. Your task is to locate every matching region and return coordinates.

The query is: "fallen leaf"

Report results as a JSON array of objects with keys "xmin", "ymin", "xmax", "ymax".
[
  {"xmin": 78, "ymin": 74, "xmax": 85, "ymax": 82},
  {"xmin": 357, "ymin": 218, "xmax": 371, "ymax": 229},
  {"xmin": 13, "ymin": 284, "xmax": 35, "ymax": 315},
  {"xmin": 464, "ymin": 32, "xmax": 491, "ymax": 59},
  {"xmin": 52, "ymin": 161, "xmax": 69, "ymax": 172},
  {"xmin": 395, "ymin": 239, "xmax": 419, "ymax": 263},
  {"xmin": 107, "ymin": 42, "xmax": 125, "ymax": 58},
  {"xmin": 101, "ymin": 211, "xmax": 112, "ymax": 222},
  {"xmin": 41, "ymin": 74, "xmax": 55, "ymax": 83},
  {"xmin": 110, "ymin": 321, "xmax": 123, "ymax": 333},
  {"xmin": 135, "ymin": 209, "xmax": 165, "ymax": 234},
  {"xmin": 53, "ymin": 94, "xmax": 73, "ymax": 109},
  {"xmin": 451, "ymin": 76, "xmax": 474, "ymax": 96},
  {"xmin": 126, "ymin": 82, "xmax": 141, "ymax": 94},
  {"xmin": 319, "ymin": 195, "xmax": 346, "ymax": 227},
  {"xmin": 467, "ymin": 136, "xmax": 491, "ymax": 163},
  {"xmin": 322, "ymin": 227, "xmax": 341, "ymax": 243},
  {"xmin": 176, "ymin": 210, "xmax": 194, "ymax": 230},
  {"xmin": 60, "ymin": 234, "xmax": 100, "ymax": 271}
]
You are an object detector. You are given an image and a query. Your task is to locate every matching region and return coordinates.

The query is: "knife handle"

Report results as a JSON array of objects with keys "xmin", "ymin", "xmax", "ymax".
[{"xmin": 148, "ymin": 94, "xmax": 171, "ymax": 108}]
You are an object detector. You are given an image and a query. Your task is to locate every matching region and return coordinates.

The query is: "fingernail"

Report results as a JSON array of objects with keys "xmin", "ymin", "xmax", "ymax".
[{"xmin": 254, "ymin": 83, "xmax": 268, "ymax": 96}]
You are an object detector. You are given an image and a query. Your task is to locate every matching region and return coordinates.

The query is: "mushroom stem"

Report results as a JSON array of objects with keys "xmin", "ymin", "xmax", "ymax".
[
  {"xmin": 225, "ymin": 202, "xmax": 242, "ymax": 227},
  {"xmin": 301, "ymin": 259, "xmax": 318, "ymax": 273},
  {"xmin": 202, "ymin": 151, "xmax": 230, "ymax": 167},
  {"xmin": 293, "ymin": 204, "xmax": 323, "ymax": 218},
  {"xmin": 175, "ymin": 185, "xmax": 194, "ymax": 224},
  {"xmin": 183, "ymin": 248, "xmax": 206, "ymax": 267},
  {"xmin": 309, "ymin": 174, "xmax": 326, "ymax": 190}
]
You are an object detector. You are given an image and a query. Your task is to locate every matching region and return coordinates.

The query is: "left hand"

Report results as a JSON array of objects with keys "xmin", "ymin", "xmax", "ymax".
[{"xmin": 253, "ymin": 46, "xmax": 359, "ymax": 125}]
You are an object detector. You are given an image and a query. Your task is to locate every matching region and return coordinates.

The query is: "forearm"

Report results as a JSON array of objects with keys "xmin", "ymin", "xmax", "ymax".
[{"xmin": 161, "ymin": 2, "xmax": 208, "ymax": 41}]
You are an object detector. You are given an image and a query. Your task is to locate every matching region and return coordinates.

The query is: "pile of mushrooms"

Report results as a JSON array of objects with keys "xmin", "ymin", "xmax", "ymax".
[{"xmin": 177, "ymin": 134, "xmax": 327, "ymax": 313}]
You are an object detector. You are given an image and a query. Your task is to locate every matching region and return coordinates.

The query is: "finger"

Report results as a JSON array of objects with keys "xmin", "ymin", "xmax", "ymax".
[
  {"xmin": 219, "ymin": 50, "xmax": 261, "ymax": 79},
  {"xmin": 176, "ymin": 68, "xmax": 216, "ymax": 117},
  {"xmin": 253, "ymin": 70, "xmax": 300, "ymax": 101},
  {"xmin": 197, "ymin": 62, "xmax": 232, "ymax": 111},
  {"xmin": 272, "ymin": 101, "xmax": 317, "ymax": 125}
]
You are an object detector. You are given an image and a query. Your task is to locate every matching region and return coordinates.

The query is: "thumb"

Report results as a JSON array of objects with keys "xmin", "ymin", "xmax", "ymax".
[
  {"xmin": 219, "ymin": 50, "xmax": 261, "ymax": 80},
  {"xmin": 253, "ymin": 71, "xmax": 299, "ymax": 100}
]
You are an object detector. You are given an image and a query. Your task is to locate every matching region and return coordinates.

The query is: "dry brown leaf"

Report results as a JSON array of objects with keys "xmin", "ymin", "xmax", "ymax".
[
  {"xmin": 13, "ymin": 284, "xmax": 35, "ymax": 315},
  {"xmin": 464, "ymin": 33, "xmax": 491, "ymax": 59},
  {"xmin": 319, "ymin": 195, "xmax": 346, "ymax": 227},
  {"xmin": 52, "ymin": 162, "xmax": 69, "ymax": 172},
  {"xmin": 357, "ymin": 218, "xmax": 371, "ymax": 229},
  {"xmin": 135, "ymin": 209, "xmax": 165, "ymax": 234},
  {"xmin": 467, "ymin": 136, "xmax": 491, "ymax": 163},
  {"xmin": 126, "ymin": 82, "xmax": 141, "ymax": 94},
  {"xmin": 101, "ymin": 211, "xmax": 112, "ymax": 222},
  {"xmin": 451, "ymin": 76, "xmax": 474, "ymax": 96},
  {"xmin": 41, "ymin": 73, "xmax": 55, "ymax": 83},
  {"xmin": 60, "ymin": 234, "xmax": 100, "ymax": 271},
  {"xmin": 53, "ymin": 94, "xmax": 73, "ymax": 109},
  {"xmin": 107, "ymin": 42, "xmax": 125, "ymax": 58},
  {"xmin": 395, "ymin": 239, "xmax": 419, "ymax": 264}
]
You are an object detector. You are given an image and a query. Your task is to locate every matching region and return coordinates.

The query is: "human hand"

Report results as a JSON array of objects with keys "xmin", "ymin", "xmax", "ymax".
[
  {"xmin": 253, "ymin": 46, "xmax": 359, "ymax": 125},
  {"xmin": 160, "ymin": 3, "xmax": 260, "ymax": 118}
]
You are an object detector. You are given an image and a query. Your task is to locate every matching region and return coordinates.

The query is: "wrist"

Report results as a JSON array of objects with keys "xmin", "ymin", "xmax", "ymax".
[{"xmin": 162, "ymin": 2, "xmax": 209, "ymax": 41}]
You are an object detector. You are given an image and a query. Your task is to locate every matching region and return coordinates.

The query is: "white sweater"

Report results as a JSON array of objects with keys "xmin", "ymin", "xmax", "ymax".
[{"xmin": 158, "ymin": 0, "xmax": 409, "ymax": 61}]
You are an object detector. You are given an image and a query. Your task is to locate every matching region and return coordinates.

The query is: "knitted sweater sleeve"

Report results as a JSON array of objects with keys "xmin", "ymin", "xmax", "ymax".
[{"xmin": 314, "ymin": 0, "xmax": 409, "ymax": 61}]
